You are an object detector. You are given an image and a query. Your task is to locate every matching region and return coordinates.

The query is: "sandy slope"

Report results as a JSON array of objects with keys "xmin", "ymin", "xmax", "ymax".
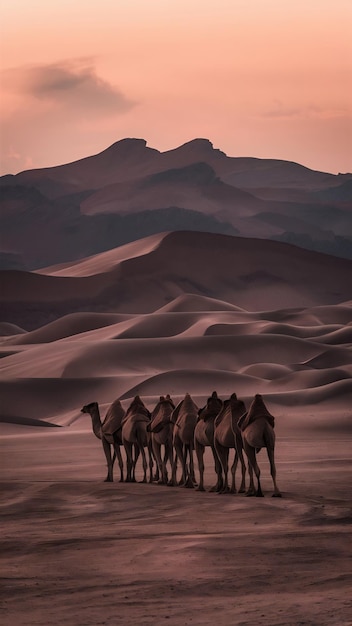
[
  {"xmin": 1, "ymin": 230, "xmax": 352, "ymax": 625},
  {"xmin": 1, "ymin": 232, "xmax": 352, "ymax": 332},
  {"xmin": 0, "ymin": 233, "xmax": 351, "ymax": 428}
]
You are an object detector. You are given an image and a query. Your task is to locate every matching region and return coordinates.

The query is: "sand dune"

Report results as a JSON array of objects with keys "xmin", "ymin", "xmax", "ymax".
[
  {"xmin": 1, "ymin": 281, "xmax": 351, "ymax": 429},
  {"xmin": 1, "ymin": 232, "xmax": 352, "ymax": 332},
  {"xmin": 0, "ymin": 322, "xmax": 26, "ymax": 336},
  {"xmin": 37, "ymin": 232, "xmax": 164, "ymax": 277},
  {"xmin": 6, "ymin": 312, "xmax": 133, "ymax": 345},
  {"xmin": 1, "ymin": 233, "xmax": 351, "ymax": 403},
  {"xmin": 1, "ymin": 228, "xmax": 352, "ymax": 626}
]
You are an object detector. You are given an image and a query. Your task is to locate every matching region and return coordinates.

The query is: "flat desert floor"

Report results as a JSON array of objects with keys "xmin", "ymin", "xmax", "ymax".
[{"xmin": 1, "ymin": 425, "xmax": 351, "ymax": 626}]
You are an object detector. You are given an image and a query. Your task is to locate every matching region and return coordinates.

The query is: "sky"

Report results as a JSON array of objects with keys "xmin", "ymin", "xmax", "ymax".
[{"xmin": 1, "ymin": 0, "xmax": 351, "ymax": 176}]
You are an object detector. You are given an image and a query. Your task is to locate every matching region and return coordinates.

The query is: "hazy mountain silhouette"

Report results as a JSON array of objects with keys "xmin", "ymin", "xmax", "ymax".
[{"xmin": 1, "ymin": 138, "xmax": 351, "ymax": 269}]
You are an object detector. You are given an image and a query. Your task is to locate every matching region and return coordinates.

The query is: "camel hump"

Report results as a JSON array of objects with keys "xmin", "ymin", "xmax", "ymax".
[
  {"xmin": 173, "ymin": 394, "xmax": 198, "ymax": 425},
  {"xmin": 207, "ymin": 391, "xmax": 221, "ymax": 403},
  {"xmin": 125, "ymin": 395, "xmax": 150, "ymax": 419},
  {"xmin": 199, "ymin": 391, "xmax": 223, "ymax": 421},
  {"xmin": 214, "ymin": 400, "xmax": 230, "ymax": 426},
  {"xmin": 240, "ymin": 394, "xmax": 275, "ymax": 430},
  {"xmin": 231, "ymin": 399, "xmax": 246, "ymax": 422},
  {"xmin": 107, "ymin": 398, "xmax": 123, "ymax": 413},
  {"xmin": 102, "ymin": 398, "xmax": 125, "ymax": 435}
]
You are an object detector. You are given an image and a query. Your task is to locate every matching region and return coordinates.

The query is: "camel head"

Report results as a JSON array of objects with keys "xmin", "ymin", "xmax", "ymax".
[
  {"xmin": 165, "ymin": 394, "xmax": 175, "ymax": 408},
  {"xmin": 250, "ymin": 394, "xmax": 266, "ymax": 412},
  {"xmin": 198, "ymin": 390, "xmax": 223, "ymax": 420},
  {"xmin": 246, "ymin": 393, "xmax": 275, "ymax": 427},
  {"xmin": 207, "ymin": 390, "xmax": 222, "ymax": 408},
  {"xmin": 129, "ymin": 395, "xmax": 144, "ymax": 409},
  {"xmin": 81, "ymin": 402, "xmax": 98, "ymax": 414},
  {"xmin": 160, "ymin": 394, "xmax": 175, "ymax": 408}
]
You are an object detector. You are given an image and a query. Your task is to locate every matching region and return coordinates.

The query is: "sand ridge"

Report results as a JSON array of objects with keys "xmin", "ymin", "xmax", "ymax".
[
  {"xmin": 1, "ymin": 233, "xmax": 352, "ymax": 332},
  {"xmin": 0, "ymin": 291, "xmax": 351, "ymax": 431}
]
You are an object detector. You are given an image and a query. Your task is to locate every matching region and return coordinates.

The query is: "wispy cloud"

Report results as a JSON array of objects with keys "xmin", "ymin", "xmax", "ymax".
[
  {"xmin": 2, "ymin": 59, "xmax": 136, "ymax": 114},
  {"xmin": 0, "ymin": 59, "xmax": 138, "ymax": 174},
  {"xmin": 261, "ymin": 100, "xmax": 349, "ymax": 120}
]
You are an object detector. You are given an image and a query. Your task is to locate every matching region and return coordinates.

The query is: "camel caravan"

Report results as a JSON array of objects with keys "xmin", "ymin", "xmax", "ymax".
[{"xmin": 81, "ymin": 391, "xmax": 282, "ymax": 497}]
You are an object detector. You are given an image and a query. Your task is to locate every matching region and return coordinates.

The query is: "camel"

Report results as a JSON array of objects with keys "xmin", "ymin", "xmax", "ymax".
[
  {"xmin": 194, "ymin": 391, "xmax": 224, "ymax": 491},
  {"xmin": 122, "ymin": 395, "xmax": 153, "ymax": 483},
  {"xmin": 81, "ymin": 399, "xmax": 125, "ymax": 482},
  {"xmin": 214, "ymin": 393, "xmax": 254, "ymax": 494},
  {"xmin": 171, "ymin": 393, "xmax": 199, "ymax": 488},
  {"xmin": 148, "ymin": 395, "xmax": 175, "ymax": 485},
  {"xmin": 237, "ymin": 394, "xmax": 281, "ymax": 497}
]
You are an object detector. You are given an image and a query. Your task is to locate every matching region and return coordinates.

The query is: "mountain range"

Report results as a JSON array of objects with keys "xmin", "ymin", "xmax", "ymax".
[{"xmin": 1, "ymin": 138, "xmax": 351, "ymax": 270}]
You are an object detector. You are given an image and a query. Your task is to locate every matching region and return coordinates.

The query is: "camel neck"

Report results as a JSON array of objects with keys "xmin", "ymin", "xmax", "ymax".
[{"xmin": 90, "ymin": 405, "xmax": 102, "ymax": 439}]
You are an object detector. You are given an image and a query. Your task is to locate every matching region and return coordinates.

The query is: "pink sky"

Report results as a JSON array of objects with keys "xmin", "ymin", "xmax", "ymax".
[{"xmin": 1, "ymin": 0, "xmax": 351, "ymax": 175}]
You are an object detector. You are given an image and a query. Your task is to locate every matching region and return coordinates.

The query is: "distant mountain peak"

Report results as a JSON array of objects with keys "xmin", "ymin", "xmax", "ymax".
[
  {"xmin": 180, "ymin": 138, "xmax": 214, "ymax": 149},
  {"xmin": 103, "ymin": 138, "xmax": 150, "ymax": 154},
  {"xmin": 169, "ymin": 138, "xmax": 226, "ymax": 157},
  {"xmin": 103, "ymin": 137, "xmax": 147, "ymax": 152}
]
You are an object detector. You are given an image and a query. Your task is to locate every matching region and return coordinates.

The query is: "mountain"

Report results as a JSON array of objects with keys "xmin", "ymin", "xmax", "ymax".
[
  {"xmin": 0, "ymin": 138, "xmax": 351, "ymax": 269},
  {"xmin": 1, "ymin": 231, "xmax": 352, "ymax": 330}
]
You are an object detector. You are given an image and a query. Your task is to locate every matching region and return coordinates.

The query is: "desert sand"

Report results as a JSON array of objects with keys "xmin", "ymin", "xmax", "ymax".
[{"xmin": 1, "ymin": 231, "xmax": 352, "ymax": 625}]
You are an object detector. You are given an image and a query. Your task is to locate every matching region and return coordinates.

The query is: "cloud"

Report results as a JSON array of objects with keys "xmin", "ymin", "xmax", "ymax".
[
  {"xmin": 261, "ymin": 100, "xmax": 349, "ymax": 120},
  {"xmin": 1, "ymin": 59, "xmax": 136, "ymax": 114},
  {"xmin": 0, "ymin": 59, "xmax": 139, "ymax": 174}
]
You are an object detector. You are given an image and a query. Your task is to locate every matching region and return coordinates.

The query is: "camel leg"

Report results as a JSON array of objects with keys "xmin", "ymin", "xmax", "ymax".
[
  {"xmin": 267, "ymin": 447, "xmax": 282, "ymax": 497},
  {"xmin": 184, "ymin": 444, "xmax": 195, "ymax": 488},
  {"xmin": 138, "ymin": 445, "xmax": 148, "ymax": 483},
  {"xmin": 230, "ymin": 451, "xmax": 238, "ymax": 494},
  {"xmin": 102, "ymin": 438, "xmax": 113, "ymax": 482},
  {"xmin": 148, "ymin": 441, "xmax": 159, "ymax": 481},
  {"xmin": 195, "ymin": 440, "xmax": 205, "ymax": 491},
  {"xmin": 244, "ymin": 442, "xmax": 263, "ymax": 497},
  {"xmin": 247, "ymin": 462, "xmax": 255, "ymax": 495},
  {"xmin": 170, "ymin": 453, "xmax": 178, "ymax": 486},
  {"xmin": 113, "ymin": 443, "xmax": 124, "ymax": 482},
  {"xmin": 188, "ymin": 444, "xmax": 196, "ymax": 486},
  {"xmin": 172, "ymin": 441, "xmax": 185, "ymax": 486},
  {"xmin": 209, "ymin": 444, "xmax": 223, "ymax": 492},
  {"xmin": 131, "ymin": 445, "xmax": 140, "ymax": 482},
  {"xmin": 148, "ymin": 444, "xmax": 154, "ymax": 484},
  {"xmin": 235, "ymin": 438, "xmax": 247, "ymax": 493},
  {"xmin": 166, "ymin": 443, "xmax": 174, "ymax": 486},
  {"xmin": 159, "ymin": 445, "xmax": 169, "ymax": 484},
  {"xmin": 152, "ymin": 439, "xmax": 164, "ymax": 484},
  {"xmin": 214, "ymin": 442, "xmax": 229, "ymax": 493},
  {"xmin": 124, "ymin": 442, "xmax": 134, "ymax": 482}
]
